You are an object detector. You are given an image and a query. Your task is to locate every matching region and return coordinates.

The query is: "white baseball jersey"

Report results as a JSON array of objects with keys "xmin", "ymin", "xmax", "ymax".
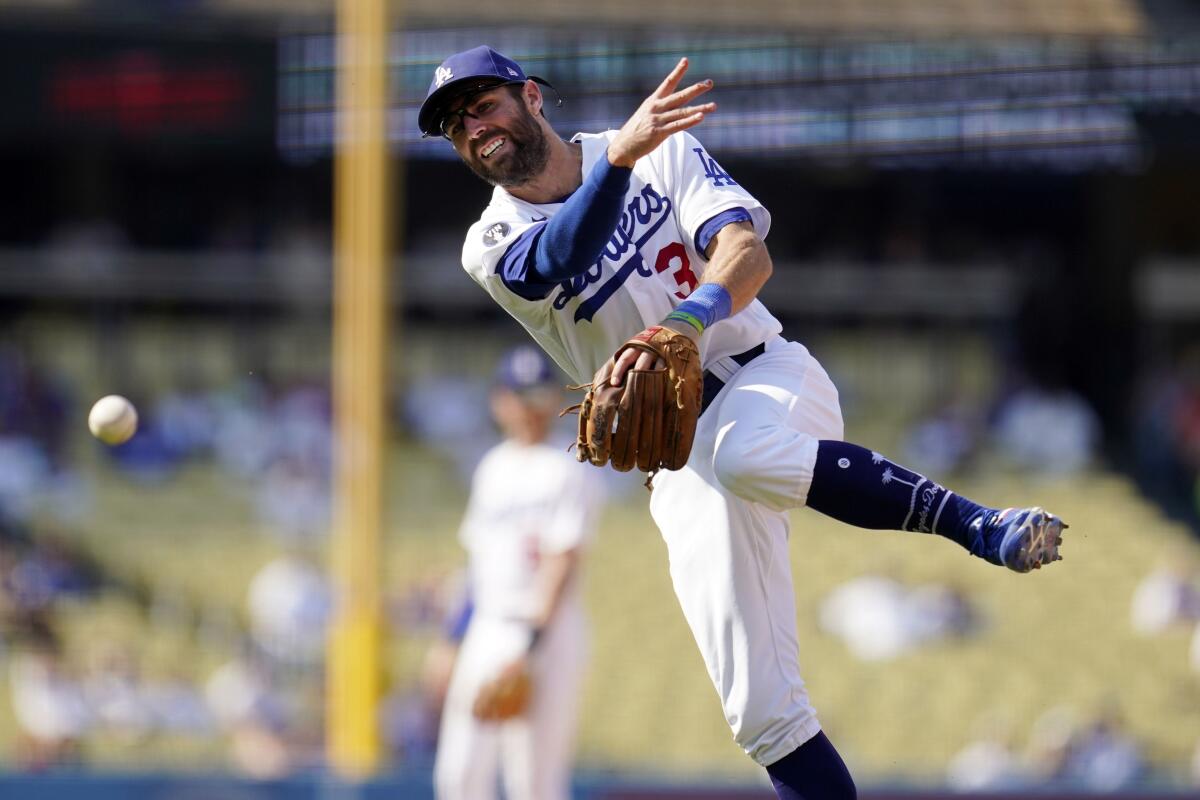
[
  {"xmin": 458, "ymin": 439, "xmax": 600, "ymax": 623},
  {"xmin": 462, "ymin": 130, "xmax": 782, "ymax": 386},
  {"xmin": 459, "ymin": 127, "xmax": 846, "ymax": 769}
]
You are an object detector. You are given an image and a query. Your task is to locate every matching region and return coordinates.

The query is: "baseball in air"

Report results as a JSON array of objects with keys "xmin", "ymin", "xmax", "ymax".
[{"xmin": 88, "ymin": 395, "xmax": 138, "ymax": 445}]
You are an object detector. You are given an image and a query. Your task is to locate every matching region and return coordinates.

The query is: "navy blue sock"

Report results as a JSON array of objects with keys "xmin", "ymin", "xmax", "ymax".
[
  {"xmin": 766, "ymin": 731, "xmax": 856, "ymax": 800},
  {"xmin": 805, "ymin": 441, "xmax": 991, "ymax": 549}
]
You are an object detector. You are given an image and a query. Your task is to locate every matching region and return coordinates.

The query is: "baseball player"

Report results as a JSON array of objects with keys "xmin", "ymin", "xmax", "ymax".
[
  {"xmin": 418, "ymin": 47, "xmax": 1066, "ymax": 799},
  {"xmin": 433, "ymin": 346, "xmax": 601, "ymax": 800}
]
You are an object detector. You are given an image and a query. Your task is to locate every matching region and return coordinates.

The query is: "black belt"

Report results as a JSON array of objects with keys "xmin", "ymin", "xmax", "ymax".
[{"xmin": 700, "ymin": 343, "xmax": 766, "ymax": 414}]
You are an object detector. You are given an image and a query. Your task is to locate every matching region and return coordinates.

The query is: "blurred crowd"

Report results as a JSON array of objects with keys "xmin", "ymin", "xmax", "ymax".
[
  {"xmin": 819, "ymin": 571, "xmax": 980, "ymax": 662},
  {"xmin": 0, "ymin": 348, "xmax": 82, "ymax": 527},
  {"xmin": 1131, "ymin": 347, "xmax": 1200, "ymax": 538},
  {"xmin": 898, "ymin": 372, "xmax": 1101, "ymax": 480},
  {"xmin": 946, "ymin": 704, "xmax": 1151, "ymax": 793},
  {"xmin": 3, "ymin": 338, "xmax": 1200, "ymax": 787},
  {"xmin": 120, "ymin": 376, "xmax": 335, "ymax": 543},
  {"xmin": 817, "ymin": 554, "xmax": 1200, "ymax": 791},
  {"xmin": 0, "ymin": 345, "xmax": 466, "ymax": 775},
  {"xmin": 0, "ymin": 503, "xmax": 460, "ymax": 776},
  {"xmin": 945, "ymin": 552, "xmax": 1200, "ymax": 792},
  {"xmin": 1131, "ymin": 551, "xmax": 1200, "ymax": 774}
]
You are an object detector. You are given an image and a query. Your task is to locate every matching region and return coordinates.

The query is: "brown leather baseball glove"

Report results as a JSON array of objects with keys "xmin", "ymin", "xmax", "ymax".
[
  {"xmin": 472, "ymin": 661, "xmax": 532, "ymax": 721},
  {"xmin": 568, "ymin": 326, "xmax": 703, "ymax": 475}
]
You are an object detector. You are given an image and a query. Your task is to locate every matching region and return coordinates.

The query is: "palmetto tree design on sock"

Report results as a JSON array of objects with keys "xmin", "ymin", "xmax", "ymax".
[{"xmin": 880, "ymin": 465, "xmax": 919, "ymax": 488}]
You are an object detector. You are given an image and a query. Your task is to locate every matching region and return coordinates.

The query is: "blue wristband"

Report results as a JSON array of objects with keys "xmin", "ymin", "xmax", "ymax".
[{"xmin": 671, "ymin": 283, "xmax": 733, "ymax": 331}]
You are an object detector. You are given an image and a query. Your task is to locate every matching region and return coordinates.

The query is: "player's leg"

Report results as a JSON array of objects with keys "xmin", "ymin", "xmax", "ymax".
[
  {"xmin": 766, "ymin": 730, "xmax": 857, "ymax": 800},
  {"xmin": 650, "ymin": 420, "xmax": 831, "ymax": 766},
  {"xmin": 433, "ymin": 682, "xmax": 501, "ymax": 800},
  {"xmin": 804, "ymin": 441, "xmax": 1065, "ymax": 571},
  {"xmin": 653, "ymin": 348, "xmax": 860, "ymax": 797},
  {"xmin": 433, "ymin": 623, "xmax": 510, "ymax": 800},
  {"xmin": 709, "ymin": 340, "xmax": 1065, "ymax": 572},
  {"xmin": 499, "ymin": 609, "xmax": 587, "ymax": 800}
]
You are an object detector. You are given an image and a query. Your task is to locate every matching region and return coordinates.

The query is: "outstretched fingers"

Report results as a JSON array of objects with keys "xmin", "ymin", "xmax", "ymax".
[
  {"xmin": 660, "ymin": 101, "xmax": 716, "ymax": 124},
  {"xmin": 659, "ymin": 79, "xmax": 714, "ymax": 111},
  {"xmin": 660, "ymin": 106, "xmax": 715, "ymax": 134},
  {"xmin": 654, "ymin": 57, "xmax": 691, "ymax": 98}
]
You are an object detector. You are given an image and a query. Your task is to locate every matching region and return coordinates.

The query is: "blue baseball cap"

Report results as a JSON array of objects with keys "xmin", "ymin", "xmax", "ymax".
[
  {"xmin": 493, "ymin": 346, "xmax": 558, "ymax": 392},
  {"xmin": 418, "ymin": 45, "xmax": 555, "ymax": 137}
]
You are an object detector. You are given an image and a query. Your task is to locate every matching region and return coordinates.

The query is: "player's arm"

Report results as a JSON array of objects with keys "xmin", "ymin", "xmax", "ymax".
[
  {"xmin": 605, "ymin": 220, "xmax": 770, "ymax": 386},
  {"xmin": 501, "ymin": 60, "xmax": 714, "ymax": 297},
  {"xmin": 697, "ymin": 220, "xmax": 772, "ymax": 313},
  {"xmin": 423, "ymin": 581, "xmax": 472, "ymax": 705},
  {"xmin": 525, "ymin": 546, "xmax": 582, "ymax": 647},
  {"xmin": 481, "ymin": 545, "xmax": 580, "ymax": 696}
]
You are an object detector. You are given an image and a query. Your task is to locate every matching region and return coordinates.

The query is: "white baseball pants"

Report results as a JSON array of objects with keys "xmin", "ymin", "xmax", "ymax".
[
  {"xmin": 650, "ymin": 337, "xmax": 843, "ymax": 766},
  {"xmin": 434, "ymin": 607, "xmax": 587, "ymax": 800}
]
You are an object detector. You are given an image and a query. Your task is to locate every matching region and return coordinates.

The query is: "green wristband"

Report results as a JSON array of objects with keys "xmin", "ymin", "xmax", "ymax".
[{"xmin": 664, "ymin": 310, "xmax": 705, "ymax": 335}]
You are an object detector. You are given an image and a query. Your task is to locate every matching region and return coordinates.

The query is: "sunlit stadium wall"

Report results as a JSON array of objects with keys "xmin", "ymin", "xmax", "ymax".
[{"xmin": 278, "ymin": 29, "xmax": 1200, "ymax": 170}]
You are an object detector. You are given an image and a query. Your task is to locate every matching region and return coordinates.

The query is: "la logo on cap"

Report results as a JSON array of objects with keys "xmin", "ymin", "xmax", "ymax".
[{"xmin": 434, "ymin": 66, "xmax": 453, "ymax": 88}]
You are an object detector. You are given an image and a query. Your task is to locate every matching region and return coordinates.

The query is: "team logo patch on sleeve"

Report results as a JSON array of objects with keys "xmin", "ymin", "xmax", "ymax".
[
  {"xmin": 693, "ymin": 147, "xmax": 738, "ymax": 187},
  {"xmin": 482, "ymin": 221, "xmax": 511, "ymax": 246}
]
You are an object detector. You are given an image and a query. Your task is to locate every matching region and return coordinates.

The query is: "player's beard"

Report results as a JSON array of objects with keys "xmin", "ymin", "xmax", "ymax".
[{"xmin": 465, "ymin": 107, "xmax": 550, "ymax": 189}]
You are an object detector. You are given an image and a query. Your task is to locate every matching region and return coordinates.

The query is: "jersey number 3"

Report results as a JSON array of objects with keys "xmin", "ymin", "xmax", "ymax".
[{"xmin": 654, "ymin": 242, "xmax": 698, "ymax": 299}]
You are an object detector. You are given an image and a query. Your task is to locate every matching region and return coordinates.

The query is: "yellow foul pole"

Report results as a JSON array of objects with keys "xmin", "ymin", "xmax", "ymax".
[{"xmin": 329, "ymin": 0, "xmax": 391, "ymax": 779}]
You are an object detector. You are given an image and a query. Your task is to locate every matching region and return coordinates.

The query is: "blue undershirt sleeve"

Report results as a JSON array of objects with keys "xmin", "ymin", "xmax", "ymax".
[
  {"xmin": 442, "ymin": 592, "xmax": 473, "ymax": 643},
  {"xmin": 495, "ymin": 152, "xmax": 632, "ymax": 301},
  {"xmin": 695, "ymin": 207, "xmax": 753, "ymax": 258},
  {"xmin": 495, "ymin": 225, "xmax": 552, "ymax": 300}
]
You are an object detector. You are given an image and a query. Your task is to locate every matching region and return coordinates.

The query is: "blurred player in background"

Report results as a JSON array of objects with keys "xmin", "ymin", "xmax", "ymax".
[
  {"xmin": 433, "ymin": 346, "xmax": 602, "ymax": 800},
  {"xmin": 418, "ymin": 46, "xmax": 1066, "ymax": 800}
]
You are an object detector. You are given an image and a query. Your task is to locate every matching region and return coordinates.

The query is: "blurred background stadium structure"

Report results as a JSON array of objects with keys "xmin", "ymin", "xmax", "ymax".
[{"xmin": 1, "ymin": 0, "xmax": 1200, "ymax": 796}]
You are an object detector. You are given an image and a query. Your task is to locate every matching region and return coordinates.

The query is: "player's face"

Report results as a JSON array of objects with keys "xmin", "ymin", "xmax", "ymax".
[
  {"xmin": 444, "ymin": 85, "xmax": 549, "ymax": 188},
  {"xmin": 491, "ymin": 386, "xmax": 560, "ymax": 444}
]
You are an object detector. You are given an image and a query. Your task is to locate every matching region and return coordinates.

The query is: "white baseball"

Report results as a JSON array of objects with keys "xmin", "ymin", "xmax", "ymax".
[{"xmin": 88, "ymin": 395, "xmax": 138, "ymax": 445}]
